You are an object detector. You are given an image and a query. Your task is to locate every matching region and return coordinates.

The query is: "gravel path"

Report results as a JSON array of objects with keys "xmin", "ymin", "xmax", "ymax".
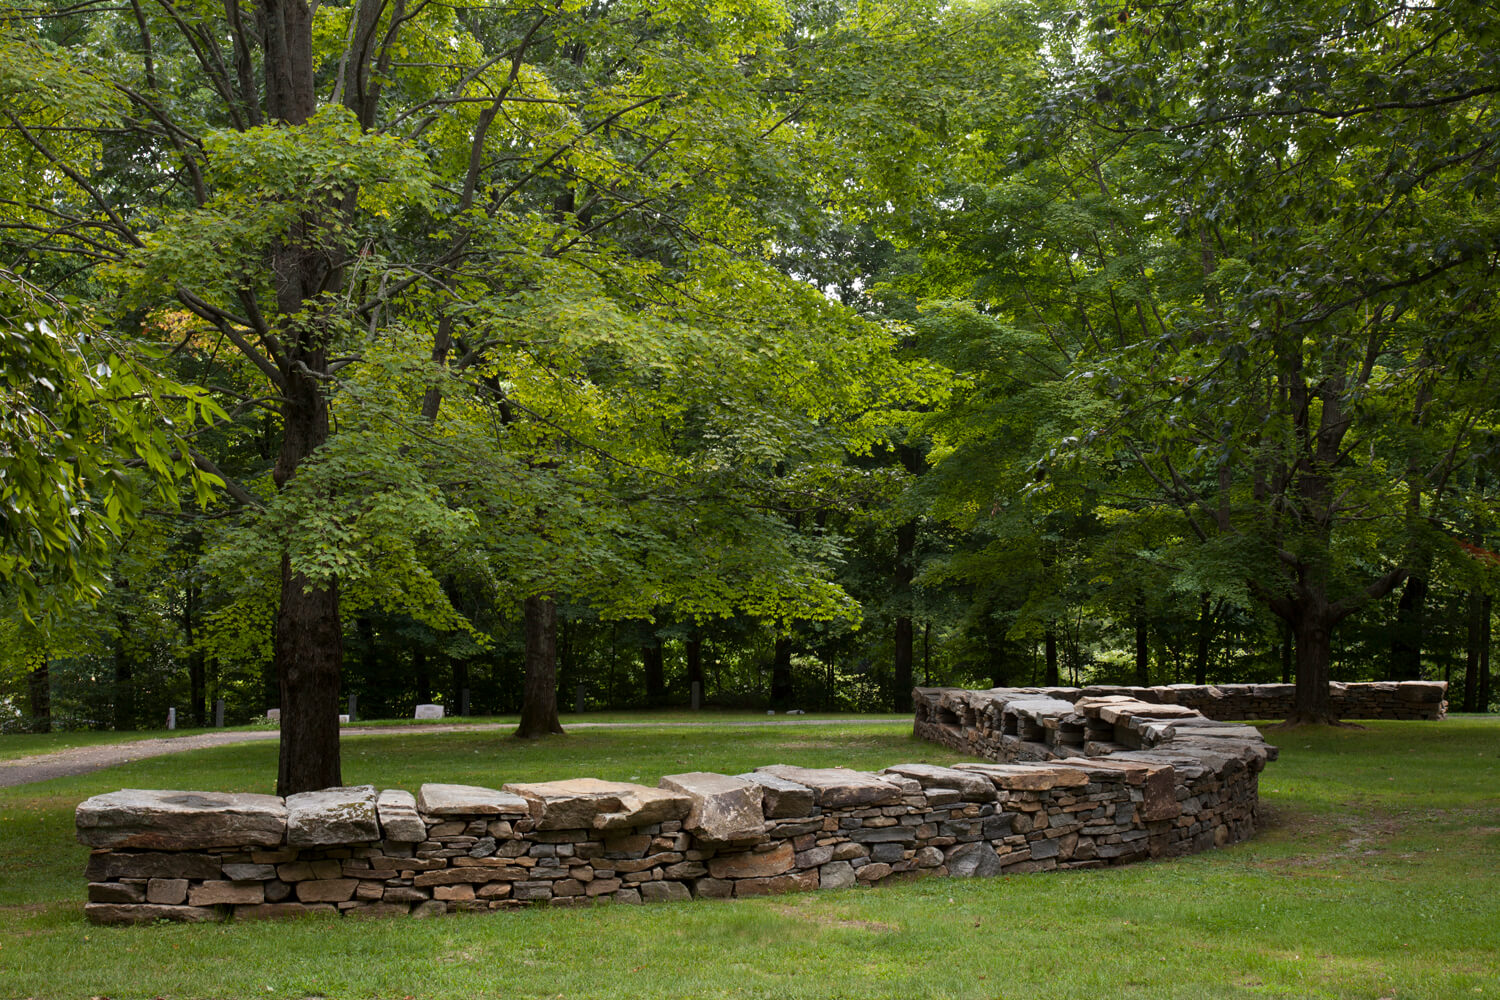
[{"xmin": 0, "ymin": 717, "xmax": 897, "ymax": 788}]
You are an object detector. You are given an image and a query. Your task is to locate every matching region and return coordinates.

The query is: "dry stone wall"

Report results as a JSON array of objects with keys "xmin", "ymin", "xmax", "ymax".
[
  {"xmin": 915, "ymin": 681, "xmax": 1446, "ymax": 723},
  {"xmin": 78, "ymin": 695, "xmax": 1279, "ymax": 925}
]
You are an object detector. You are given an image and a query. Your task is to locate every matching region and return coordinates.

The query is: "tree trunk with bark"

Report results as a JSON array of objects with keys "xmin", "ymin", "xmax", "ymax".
[
  {"xmin": 1134, "ymin": 599, "xmax": 1150, "ymax": 686},
  {"xmin": 1389, "ymin": 575, "xmax": 1428, "ymax": 680},
  {"xmin": 685, "ymin": 634, "xmax": 703, "ymax": 694},
  {"xmin": 1466, "ymin": 589, "xmax": 1485, "ymax": 713},
  {"xmin": 113, "ymin": 614, "xmax": 135, "ymax": 731},
  {"xmin": 1479, "ymin": 594, "xmax": 1493, "ymax": 713},
  {"xmin": 642, "ymin": 639, "xmax": 665, "ymax": 705},
  {"xmin": 771, "ymin": 635, "xmax": 794, "ymax": 707},
  {"xmin": 1043, "ymin": 628, "xmax": 1059, "ymax": 687},
  {"xmin": 516, "ymin": 595, "xmax": 564, "ymax": 737},
  {"xmin": 892, "ymin": 519, "xmax": 917, "ymax": 713},
  {"xmin": 27, "ymin": 663, "xmax": 51, "ymax": 733}
]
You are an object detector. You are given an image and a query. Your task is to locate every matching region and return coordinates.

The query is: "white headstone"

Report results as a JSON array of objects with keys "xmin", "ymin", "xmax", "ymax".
[
  {"xmin": 414, "ymin": 704, "xmax": 444, "ymax": 720},
  {"xmin": 266, "ymin": 709, "xmax": 281, "ymax": 723},
  {"xmin": 166, "ymin": 707, "xmax": 176, "ymax": 730},
  {"xmin": 338, "ymin": 714, "xmax": 350, "ymax": 724}
]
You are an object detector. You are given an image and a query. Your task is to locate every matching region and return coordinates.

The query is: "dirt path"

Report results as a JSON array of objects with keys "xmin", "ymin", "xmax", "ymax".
[{"xmin": 0, "ymin": 717, "xmax": 897, "ymax": 788}]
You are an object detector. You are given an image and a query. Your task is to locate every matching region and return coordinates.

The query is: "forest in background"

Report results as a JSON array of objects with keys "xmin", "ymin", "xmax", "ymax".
[{"xmin": 2, "ymin": 0, "xmax": 1496, "ymax": 780}]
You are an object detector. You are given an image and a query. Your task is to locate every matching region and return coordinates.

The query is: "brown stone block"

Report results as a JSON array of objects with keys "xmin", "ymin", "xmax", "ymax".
[
  {"xmin": 85, "ymin": 903, "xmax": 222, "ymax": 925},
  {"xmin": 586, "ymin": 878, "xmax": 623, "ymax": 896},
  {"xmin": 189, "ymin": 881, "xmax": 264, "ymax": 906},
  {"xmin": 383, "ymin": 887, "xmax": 429, "ymax": 904},
  {"xmin": 86, "ymin": 852, "xmax": 222, "ymax": 881},
  {"xmin": 146, "ymin": 878, "xmax": 188, "ymax": 905},
  {"xmin": 342, "ymin": 903, "xmax": 411, "ymax": 919},
  {"xmin": 232, "ymin": 902, "xmax": 338, "ymax": 921},
  {"xmin": 477, "ymin": 883, "xmax": 513, "ymax": 899},
  {"xmin": 433, "ymin": 885, "xmax": 475, "ymax": 901},
  {"xmin": 707, "ymin": 842, "xmax": 794, "ymax": 880},
  {"xmin": 88, "ymin": 882, "xmax": 145, "ymax": 903},
  {"xmin": 412, "ymin": 868, "xmax": 506, "ymax": 887},
  {"xmin": 295, "ymin": 878, "xmax": 358, "ymax": 903}
]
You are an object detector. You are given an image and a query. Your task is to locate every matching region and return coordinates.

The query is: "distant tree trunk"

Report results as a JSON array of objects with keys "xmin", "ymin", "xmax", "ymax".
[
  {"xmin": 1280, "ymin": 622, "xmax": 1292, "ymax": 684},
  {"xmin": 451, "ymin": 657, "xmax": 469, "ymax": 713},
  {"xmin": 986, "ymin": 633, "xmax": 1011, "ymax": 689},
  {"xmin": 892, "ymin": 519, "xmax": 917, "ymax": 713},
  {"xmin": 1479, "ymin": 595, "xmax": 1493, "ymax": 713},
  {"xmin": 771, "ymin": 635, "xmax": 794, "ymax": 707},
  {"xmin": 1466, "ymin": 589, "xmax": 1485, "ymax": 713},
  {"xmin": 414, "ymin": 645, "xmax": 431, "ymax": 705},
  {"xmin": 1134, "ymin": 599, "xmax": 1150, "ymax": 686},
  {"xmin": 685, "ymin": 634, "xmax": 704, "ymax": 693},
  {"xmin": 516, "ymin": 595, "xmax": 564, "ymax": 737},
  {"xmin": 186, "ymin": 582, "xmax": 206, "ymax": 727},
  {"xmin": 642, "ymin": 639, "xmax": 665, "ymax": 705},
  {"xmin": 27, "ymin": 662, "xmax": 51, "ymax": 733},
  {"xmin": 1193, "ymin": 593, "xmax": 1215, "ymax": 686},
  {"xmin": 113, "ymin": 614, "xmax": 135, "ymax": 731},
  {"xmin": 1389, "ymin": 574, "xmax": 1428, "ymax": 680},
  {"xmin": 1043, "ymin": 628, "xmax": 1059, "ymax": 687}
]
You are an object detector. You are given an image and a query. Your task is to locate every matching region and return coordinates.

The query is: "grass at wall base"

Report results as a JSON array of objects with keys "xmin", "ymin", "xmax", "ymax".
[{"xmin": 1, "ymin": 719, "xmax": 1496, "ymax": 999}]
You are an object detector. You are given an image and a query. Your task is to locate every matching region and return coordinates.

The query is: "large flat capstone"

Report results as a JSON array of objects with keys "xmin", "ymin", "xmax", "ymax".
[
  {"xmin": 76, "ymin": 790, "xmax": 286, "ymax": 850},
  {"xmin": 881, "ymin": 764, "xmax": 996, "ymax": 801},
  {"xmin": 416, "ymin": 784, "xmax": 528, "ymax": 817},
  {"xmin": 754, "ymin": 766, "xmax": 901, "ymax": 808},
  {"xmin": 502, "ymin": 778, "xmax": 691, "ymax": 831},
  {"xmin": 285, "ymin": 786, "xmax": 379, "ymax": 847},
  {"xmin": 658, "ymin": 772, "xmax": 763, "ymax": 843},
  {"xmin": 735, "ymin": 772, "xmax": 815, "ymax": 817},
  {"xmin": 952, "ymin": 762, "xmax": 1090, "ymax": 791}
]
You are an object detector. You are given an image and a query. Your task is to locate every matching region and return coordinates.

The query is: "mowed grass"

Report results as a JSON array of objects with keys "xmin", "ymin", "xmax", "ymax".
[{"xmin": 1, "ymin": 718, "xmax": 1497, "ymax": 999}]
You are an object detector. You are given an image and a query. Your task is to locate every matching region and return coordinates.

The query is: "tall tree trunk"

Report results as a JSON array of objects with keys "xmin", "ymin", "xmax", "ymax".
[
  {"xmin": 642, "ymin": 639, "xmax": 665, "ymax": 705},
  {"xmin": 1288, "ymin": 612, "xmax": 1338, "ymax": 724},
  {"xmin": 685, "ymin": 634, "xmax": 704, "ymax": 693},
  {"xmin": 987, "ymin": 633, "xmax": 1010, "ymax": 689},
  {"xmin": 1280, "ymin": 621, "xmax": 1293, "ymax": 684},
  {"xmin": 414, "ymin": 645, "xmax": 431, "ymax": 705},
  {"xmin": 1134, "ymin": 598, "xmax": 1150, "ymax": 686},
  {"xmin": 516, "ymin": 595, "xmax": 564, "ymax": 737},
  {"xmin": 1479, "ymin": 594, "xmax": 1493, "ymax": 713},
  {"xmin": 892, "ymin": 520, "xmax": 917, "ymax": 713},
  {"xmin": 27, "ymin": 662, "xmax": 51, "ymax": 733},
  {"xmin": 1193, "ymin": 593, "xmax": 1214, "ymax": 686},
  {"xmin": 1466, "ymin": 589, "xmax": 1485, "ymax": 713},
  {"xmin": 771, "ymin": 635, "xmax": 794, "ymax": 707},
  {"xmin": 264, "ymin": 0, "xmax": 344, "ymax": 796},
  {"xmin": 451, "ymin": 657, "xmax": 469, "ymax": 713},
  {"xmin": 1389, "ymin": 574, "xmax": 1428, "ymax": 680},
  {"xmin": 186, "ymin": 582, "xmax": 206, "ymax": 726},
  {"xmin": 113, "ymin": 613, "xmax": 135, "ymax": 731},
  {"xmin": 1044, "ymin": 628, "xmax": 1059, "ymax": 687}
]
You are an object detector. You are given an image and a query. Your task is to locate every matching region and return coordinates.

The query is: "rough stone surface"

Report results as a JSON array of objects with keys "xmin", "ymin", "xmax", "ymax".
[
  {"xmin": 503, "ymin": 778, "xmax": 691, "ymax": 831},
  {"xmin": 76, "ymin": 790, "xmax": 286, "ymax": 850},
  {"xmin": 735, "ymin": 772, "xmax": 815, "ymax": 818},
  {"xmin": 946, "ymin": 842, "xmax": 1003, "ymax": 878},
  {"xmin": 417, "ymin": 784, "xmax": 528, "ymax": 817},
  {"xmin": 880, "ymin": 763, "xmax": 995, "ymax": 801},
  {"xmin": 286, "ymin": 786, "xmax": 379, "ymax": 846},
  {"xmin": 188, "ymin": 880, "xmax": 264, "ymax": 906},
  {"xmin": 659, "ymin": 772, "xmax": 763, "ymax": 843},
  {"xmin": 754, "ymin": 766, "xmax": 901, "ymax": 808},
  {"xmin": 85, "ymin": 903, "xmax": 219, "ymax": 924},
  {"xmin": 707, "ymin": 842, "xmax": 794, "ymax": 880}
]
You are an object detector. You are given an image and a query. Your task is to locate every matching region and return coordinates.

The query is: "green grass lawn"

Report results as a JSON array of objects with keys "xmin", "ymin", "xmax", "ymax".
[
  {"xmin": 1, "ymin": 718, "xmax": 1497, "ymax": 999},
  {"xmin": 0, "ymin": 711, "xmax": 908, "ymax": 761}
]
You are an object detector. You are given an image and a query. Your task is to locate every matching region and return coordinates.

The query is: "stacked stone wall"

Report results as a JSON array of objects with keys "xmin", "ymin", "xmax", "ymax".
[
  {"xmin": 914, "ymin": 681, "xmax": 1446, "ymax": 722},
  {"xmin": 77, "ymin": 700, "xmax": 1277, "ymax": 924}
]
